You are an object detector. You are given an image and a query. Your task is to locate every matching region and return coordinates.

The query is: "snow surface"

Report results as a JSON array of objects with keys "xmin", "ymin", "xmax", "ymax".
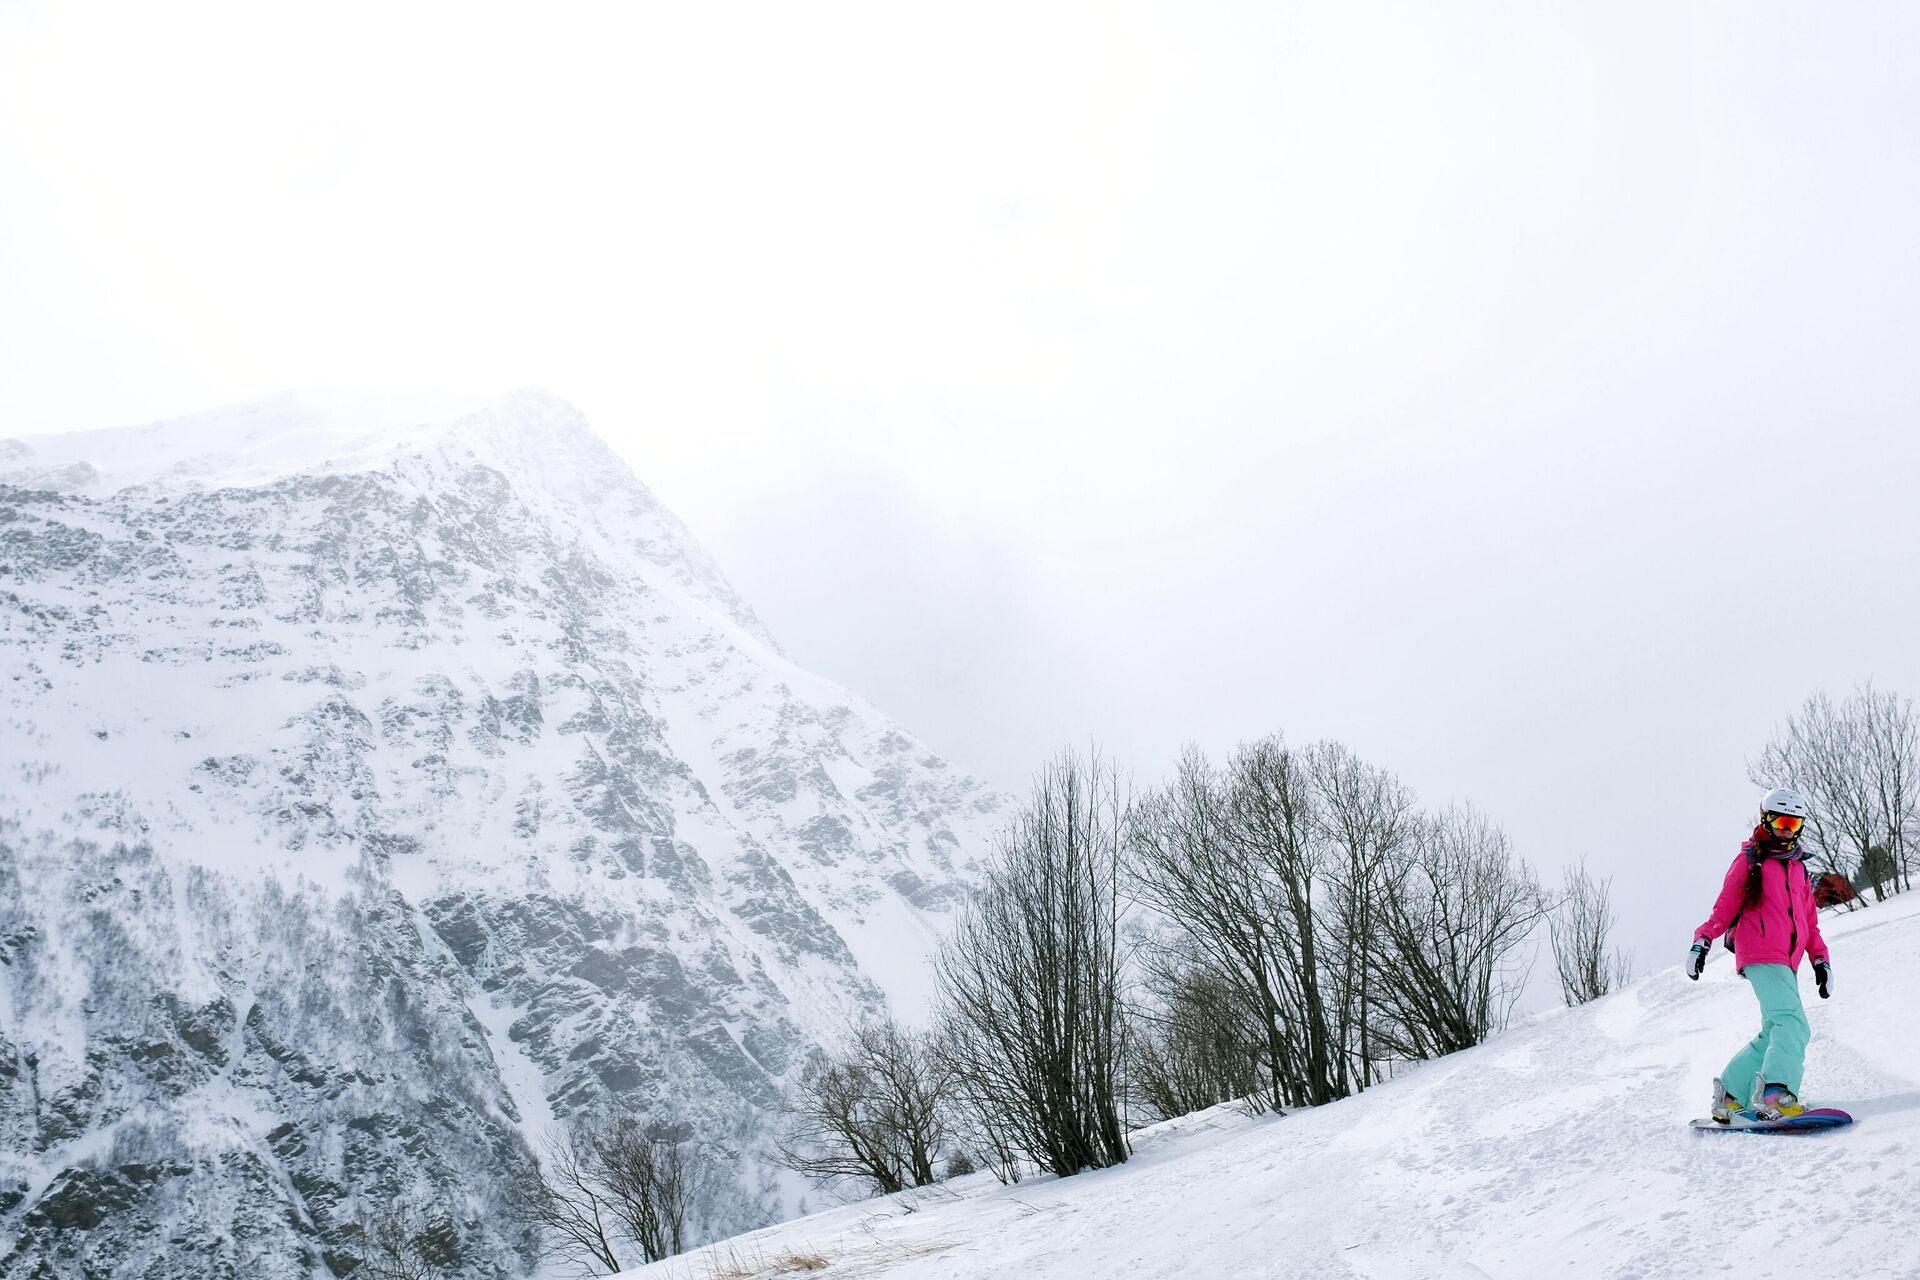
[{"xmin": 623, "ymin": 894, "xmax": 1920, "ymax": 1280}]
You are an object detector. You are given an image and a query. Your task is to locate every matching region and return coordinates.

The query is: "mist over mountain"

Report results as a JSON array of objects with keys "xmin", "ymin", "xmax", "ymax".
[{"xmin": 0, "ymin": 389, "xmax": 1007, "ymax": 1277}]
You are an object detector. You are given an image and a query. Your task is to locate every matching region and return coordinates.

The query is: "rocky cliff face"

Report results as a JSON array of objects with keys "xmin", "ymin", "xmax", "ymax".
[{"xmin": 0, "ymin": 391, "xmax": 1006, "ymax": 1277}]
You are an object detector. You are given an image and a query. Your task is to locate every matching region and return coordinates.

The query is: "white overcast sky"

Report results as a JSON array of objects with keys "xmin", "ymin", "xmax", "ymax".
[{"xmin": 4, "ymin": 1, "xmax": 1919, "ymax": 966}]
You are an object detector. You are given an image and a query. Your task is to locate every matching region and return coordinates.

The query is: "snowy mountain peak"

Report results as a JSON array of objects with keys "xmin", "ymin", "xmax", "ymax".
[
  {"xmin": 0, "ymin": 391, "xmax": 1009, "ymax": 1276},
  {"xmin": 3, "ymin": 386, "xmax": 776, "ymax": 647},
  {"xmin": 2, "ymin": 387, "xmax": 489, "ymax": 495}
]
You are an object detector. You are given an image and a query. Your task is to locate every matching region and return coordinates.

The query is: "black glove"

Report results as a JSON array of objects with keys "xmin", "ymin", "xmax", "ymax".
[
  {"xmin": 1688, "ymin": 939, "xmax": 1710, "ymax": 980},
  {"xmin": 1813, "ymin": 960, "xmax": 1831, "ymax": 999}
]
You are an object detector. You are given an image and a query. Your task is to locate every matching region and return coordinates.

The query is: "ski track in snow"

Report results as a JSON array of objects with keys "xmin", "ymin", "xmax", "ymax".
[{"xmin": 625, "ymin": 894, "xmax": 1920, "ymax": 1280}]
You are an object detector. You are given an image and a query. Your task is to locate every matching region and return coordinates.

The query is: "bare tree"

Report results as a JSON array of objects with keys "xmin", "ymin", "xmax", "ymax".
[
  {"xmin": 591, "ymin": 1117, "xmax": 710, "ymax": 1264},
  {"xmin": 1127, "ymin": 745, "xmax": 1292, "ymax": 1113},
  {"xmin": 1219, "ymin": 736, "xmax": 1342, "ymax": 1107},
  {"xmin": 521, "ymin": 1129, "xmax": 625, "ymax": 1276},
  {"xmin": 1308, "ymin": 741, "xmax": 1415, "ymax": 1094},
  {"xmin": 934, "ymin": 1013, "xmax": 1024, "ymax": 1185},
  {"xmin": 853, "ymin": 1018, "xmax": 951, "ymax": 1189},
  {"xmin": 1128, "ymin": 956, "xmax": 1268, "ymax": 1123},
  {"xmin": 776, "ymin": 1016, "xmax": 951, "ymax": 1197},
  {"xmin": 355, "ymin": 1207, "xmax": 459, "ymax": 1280},
  {"xmin": 1752, "ymin": 689, "xmax": 1872, "ymax": 885},
  {"xmin": 1549, "ymin": 858, "xmax": 1631, "ymax": 1006},
  {"xmin": 1367, "ymin": 804, "xmax": 1546, "ymax": 1058},
  {"xmin": 936, "ymin": 747, "xmax": 1130, "ymax": 1179},
  {"xmin": 1859, "ymin": 845, "xmax": 1898, "ymax": 902},
  {"xmin": 1128, "ymin": 738, "xmax": 1420, "ymax": 1113},
  {"xmin": 778, "ymin": 1055, "xmax": 907, "ymax": 1195},
  {"xmin": 1751, "ymin": 682, "xmax": 1918, "ymax": 900},
  {"xmin": 522, "ymin": 1113, "xmax": 721, "ymax": 1275},
  {"xmin": 1858, "ymin": 683, "xmax": 1918, "ymax": 895}
]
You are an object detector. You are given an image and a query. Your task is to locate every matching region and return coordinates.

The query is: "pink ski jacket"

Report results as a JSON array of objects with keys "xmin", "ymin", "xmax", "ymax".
[{"xmin": 1694, "ymin": 842, "xmax": 1831, "ymax": 973}]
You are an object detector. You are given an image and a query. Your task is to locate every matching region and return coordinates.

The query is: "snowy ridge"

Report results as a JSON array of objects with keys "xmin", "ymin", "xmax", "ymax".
[
  {"xmin": 2, "ymin": 389, "xmax": 487, "ymax": 496},
  {"xmin": 3, "ymin": 386, "xmax": 777, "ymax": 648},
  {"xmin": 0, "ymin": 390, "xmax": 1009, "ymax": 1276},
  {"xmin": 622, "ymin": 894, "xmax": 1920, "ymax": 1280}
]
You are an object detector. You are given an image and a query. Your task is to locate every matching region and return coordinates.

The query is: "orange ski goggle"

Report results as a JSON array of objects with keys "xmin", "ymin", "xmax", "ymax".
[{"xmin": 1767, "ymin": 813, "xmax": 1805, "ymax": 835}]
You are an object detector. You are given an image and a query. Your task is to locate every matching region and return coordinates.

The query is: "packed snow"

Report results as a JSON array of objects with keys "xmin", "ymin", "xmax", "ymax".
[{"xmin": 624, "ymin": 892, "xmax": 1920, "ymax": 1280}]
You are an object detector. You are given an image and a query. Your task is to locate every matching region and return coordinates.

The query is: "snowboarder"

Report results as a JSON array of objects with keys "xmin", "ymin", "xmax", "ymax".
[{"xmin": 1687, "ymin": 786, "xmax": 1833, "ymax": 1123}]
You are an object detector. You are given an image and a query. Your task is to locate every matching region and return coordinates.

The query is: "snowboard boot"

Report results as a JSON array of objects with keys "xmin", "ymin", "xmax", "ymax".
[
  {"xmin": 1750, "ymin": 1082, "xmax": 1805, "ymax": 1121},
  {"xmin": 1710, "ymin": 1077, "xmax": 1744, "ymax": 1125}
]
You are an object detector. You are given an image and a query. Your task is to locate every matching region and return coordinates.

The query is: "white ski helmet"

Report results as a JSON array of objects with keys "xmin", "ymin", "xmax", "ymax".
[{"xmin": 1758, "ymin": 787, "xmax": 1811, "ymax": 820}]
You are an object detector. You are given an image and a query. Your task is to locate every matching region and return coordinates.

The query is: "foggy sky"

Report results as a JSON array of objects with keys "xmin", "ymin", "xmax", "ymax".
[{"xmin": 4, "ymin": 1, "xmax": 1919, "ymax": 973}]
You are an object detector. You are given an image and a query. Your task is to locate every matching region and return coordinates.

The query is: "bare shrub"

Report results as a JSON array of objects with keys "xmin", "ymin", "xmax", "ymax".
[
  {"xmin": 1128, "ymin": 958, "xmax": 1267, "ymax": 1123},
  {"xmin": 523, "ymin": 1113, "xmax": 725, "ymax": 1274},
  {"xmin": 1549, "ymin": 858, "xmax": 1631, "ymax": 1006},
  {"xmin": 355, "ymin": 1206, "xmax": 460, "ymax": 1280},
  {"xmin": 776, "ymin": 1016, "xmax": 951, "ymax": 1197}
]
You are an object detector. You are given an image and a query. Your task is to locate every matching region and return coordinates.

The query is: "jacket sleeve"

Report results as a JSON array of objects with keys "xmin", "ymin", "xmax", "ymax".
[
  {"xmin": 1805, "ymin": 867, "xmax": 1831, "ymax": 964},
  {"xmin": 1696, "ymin": 855, "xmax": 1747, "ymax": 942}
]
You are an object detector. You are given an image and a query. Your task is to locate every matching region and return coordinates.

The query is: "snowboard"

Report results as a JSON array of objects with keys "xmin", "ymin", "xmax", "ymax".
[{"xmin": 1690, "ymin": 1108, "xmax": 1853, "ymax": 1134}]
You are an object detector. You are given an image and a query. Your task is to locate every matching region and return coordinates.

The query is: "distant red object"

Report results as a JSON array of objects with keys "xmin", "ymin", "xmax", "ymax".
[{"xmin": 1813, "ymin": 872, "xmax": 1858, "ymax": 908}]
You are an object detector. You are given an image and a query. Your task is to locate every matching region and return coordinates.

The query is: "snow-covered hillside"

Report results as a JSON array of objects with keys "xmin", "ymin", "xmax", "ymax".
[
  {"xmin": 623, "ymin": 893, "xmax": 1920, "ymax": 1280},
  {"xmin": 0, "ymin": 390, "xmax": 1008, "ymax": 1276}
]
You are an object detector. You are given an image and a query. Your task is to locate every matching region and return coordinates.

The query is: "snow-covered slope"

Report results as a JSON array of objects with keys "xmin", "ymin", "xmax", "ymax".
[
  {"xmin": 0, "ymin": 390, "xmax": 1008, "ymax": 1276},
  {"xmin": 623, "ymin": 893, "xmax": 1920, "ymax": 1280}
]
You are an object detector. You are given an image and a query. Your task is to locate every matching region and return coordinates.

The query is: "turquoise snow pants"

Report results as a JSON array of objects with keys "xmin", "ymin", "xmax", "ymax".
[{"xmin": 1722, "ymin": 963, "xmax": 1810, "ymax": 1099}]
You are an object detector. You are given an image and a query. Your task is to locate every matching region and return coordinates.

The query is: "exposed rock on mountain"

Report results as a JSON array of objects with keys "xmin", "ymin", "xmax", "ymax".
[{"xmin": 0, "ymin": 390, "xmax": 1005, "ymax": 1277}]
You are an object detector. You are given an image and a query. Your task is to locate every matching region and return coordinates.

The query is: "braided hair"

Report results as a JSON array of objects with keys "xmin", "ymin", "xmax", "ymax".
[{"xmin": 1743, "ymin": 821, "xmax": 1799, "ymax": 909}]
